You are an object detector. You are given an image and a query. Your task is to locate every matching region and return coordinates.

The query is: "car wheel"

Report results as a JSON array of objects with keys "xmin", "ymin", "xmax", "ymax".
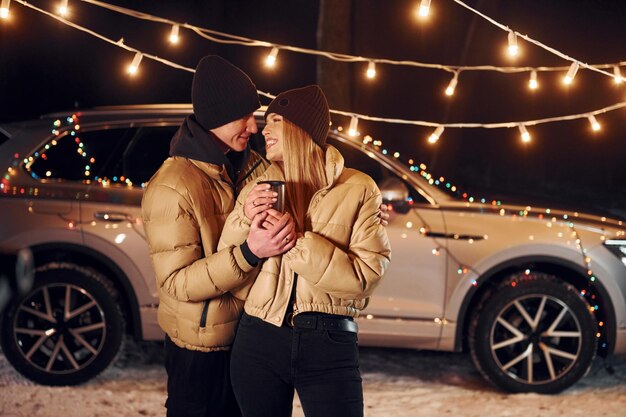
[
  {"xmin": 0, "ymin": 263, "xmax": 124, "ymax": 385},
  {"xmin": 469, "ymin": 273, "xmax": 597, "ymax": 393}
]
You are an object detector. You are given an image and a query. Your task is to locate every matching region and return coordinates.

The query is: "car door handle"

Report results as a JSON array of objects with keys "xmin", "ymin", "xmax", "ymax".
[
  {"xmin": 424, "ymin": 231, "xmax": 485, "ymax": 241},
  {"xmin": 94, "ymin": 211, "xmax": 130, "ymax": 223}
]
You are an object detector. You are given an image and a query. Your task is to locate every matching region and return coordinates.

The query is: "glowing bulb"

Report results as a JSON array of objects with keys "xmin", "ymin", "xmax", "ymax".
[
  {"xmin": 613, "ymin": 66, "xmax": 623, "ymax": 84},
  {"xmin": 418, "ymin": 0, "xmax": 431, "ymax": 17},
  {"xmin": 169, "ymin": 24, "xmax": 180, "ymax": 44},
  {"xmin": 348, "ymin": 116, "xmax": 359, "ymax": 137},
  {"xmin": 445, "ymin": 73, "xmax": 458, "ymax": 96},
  {"xmin": 528, "ymin": 70, "xmax": 538, "ymax": 90},
  {"xmin": 58, "ymin": 0, "xmax": 68, "ymax": 16},
  {"xmin": 428, "ymin": 126, "xmax": 444, "ymax": 144},
  {"xmin": 0, "ymin": 0, "xmax": 10, "ymax": 19},
  {"xmin": 366, "ymin": 61, "xmax": 376, "ymax": 79},
  {"xmin": 265, "ymin": 47, "xmax": 279, "ymax": 67},
  {"xmin": 587, "ymin": 114, "xmax": 601, "ymax": 132},
  {"xmin": 507, "ymin": 31, "xmax": 519, "ymax": 56},
  {"xmin": 127, "ymin": 52, "xmax": 143, "ymax": 75},
  {"xmin": 563, "ymin": 62, "xmax": 579, "ymax": 85},
  {"xmin": 518, "ymin": 124, "xmax": 531, "ymax": 143}
]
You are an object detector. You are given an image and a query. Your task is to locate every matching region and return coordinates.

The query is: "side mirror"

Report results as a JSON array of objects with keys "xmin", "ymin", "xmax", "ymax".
[{"xmin": 379, "ymin": 177, "xmax": 411, "ymax": 214}]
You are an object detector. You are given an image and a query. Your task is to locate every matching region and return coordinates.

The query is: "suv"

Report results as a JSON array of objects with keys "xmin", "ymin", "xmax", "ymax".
[{"xmin": 1, "ymin": 105, "xmax": 625, "ymax": 393}]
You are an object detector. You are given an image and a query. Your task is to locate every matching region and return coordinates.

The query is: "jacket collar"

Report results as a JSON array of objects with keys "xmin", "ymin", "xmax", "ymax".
[{"xmin": 169, "ymin": 115, "xmax": 250, "ymax": 184}]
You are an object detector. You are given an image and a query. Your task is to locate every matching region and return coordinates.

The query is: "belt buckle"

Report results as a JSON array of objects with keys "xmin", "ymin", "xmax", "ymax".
[{"xmin": 286, "ymin": 312, "xmax": 295, "ymax": 327}]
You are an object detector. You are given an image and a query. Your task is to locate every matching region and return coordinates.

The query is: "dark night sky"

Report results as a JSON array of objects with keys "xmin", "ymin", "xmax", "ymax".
[{"xmin": 1, "ymin": 0, "xmax": 625, "ymax": 218}]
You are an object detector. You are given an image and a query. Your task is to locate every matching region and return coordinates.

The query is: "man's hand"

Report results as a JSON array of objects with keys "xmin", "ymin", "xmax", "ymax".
[
  {"xmin": 379, "ymin": 203, "xmax": 390, "ymax": 226},
  {"xmin": 247, "ymin": 211, "xmax": 296, "ymax": 258},
  {"xmin": 244, "ymin": 183, "xmax": 278, "ymax": 220}
]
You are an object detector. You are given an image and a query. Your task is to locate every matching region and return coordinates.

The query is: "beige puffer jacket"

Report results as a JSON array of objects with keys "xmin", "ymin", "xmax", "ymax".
[
  {"xmin": 219, "ymin": 145, "xmax": 391, "ymax": 327},
  {"xmin": 142, "ymin": 151, "xmax": 268, "ymax": 351}
]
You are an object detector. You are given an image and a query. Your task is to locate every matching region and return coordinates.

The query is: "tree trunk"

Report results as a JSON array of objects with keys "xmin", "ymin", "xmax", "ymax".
[{"xmin": 316, "ymin": 0, "xmax": 353, "ymax": 111}]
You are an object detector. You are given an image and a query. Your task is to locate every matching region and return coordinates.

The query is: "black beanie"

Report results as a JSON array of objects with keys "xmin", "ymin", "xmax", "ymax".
[
  {"xmin": 265, "ymin": 85, "xmax": 330, "ymax": 147},
  {"xmin": 192, "ymin": 56, "xmax": 261, "ymax": 130}
]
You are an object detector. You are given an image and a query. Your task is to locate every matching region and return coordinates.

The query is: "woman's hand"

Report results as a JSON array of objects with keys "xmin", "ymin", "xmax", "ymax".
[
  {"xmin": 379, "ymin": 203, "xmax": 390, "ymax": 226},
  {"xmin": 244, "ymin": 183, "xmax": 278, "ymax": 221}
]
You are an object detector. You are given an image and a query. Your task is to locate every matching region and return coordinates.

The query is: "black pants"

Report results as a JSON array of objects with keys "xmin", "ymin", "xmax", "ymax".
[
  {"xmin": 164, "ymin": 336, "xmax": 242, "ymax": 417},
  {"xmin": 230, "ymin": 313, "xmax": 363, "ymax": 417}
]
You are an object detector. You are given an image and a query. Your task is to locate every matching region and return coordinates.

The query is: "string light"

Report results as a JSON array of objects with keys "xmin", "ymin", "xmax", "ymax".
[
  {"xmin": 445, "ymin": 72, "xmax": 459, "ymax": 96},
  {"xmin": 265, "ymin": 46, "xmax": 279, "ymax": 67},
  {"xmin": 507, "ymin": 30, "xmax": 519, "ymax": 57},
  {"xmin": 58, "ymin": 0, "xmax": 68, "ymax": 16},
  {"xmin": 563, "ymin": 62, "xmax": 580, "ymax": 85},
  {"xmin": 418, "ymin": 0, "xmax": 431, "ymax": 18},
  {"xmin": 348, "ymin": 115, "xmax": 359, "ymax": 137},
  {"xmin": 0, "ymin": 0, "xmax": 10, "ymax": 19},
  {"xmin": 428, "ymin": 126, "xmax": 444, "ymax": 144},
  {"xmin": 21, "ymin": 0, "xmax": 617, "ymax": 84},
  {"xmin": 168, "ymin": 24, "xmax": 179, "ymax": 44},
  {"xmin": 10, "ymin": 0, "xmax": 626, "ymax": 139},
  {"xmin": 366, "ymin": 61, "xmax": 376, "ymax": 79},
  {"xmin": 127, "ymin": 52, "xmax": 143, "ymax": 75},
  {"xmin": 614, "ymin": 66, "xmax": 623, "ymax": 84},
  {"xmin": 518, "ymin": 124, "xmax": 531, "ymax": 143},
  {"xmin": 587, "ymin": 114, "xmax": 601, "ymax": 132},
  {"xmin": 528, "ymin": 70, "xmax": 538, "ymax": 90}
]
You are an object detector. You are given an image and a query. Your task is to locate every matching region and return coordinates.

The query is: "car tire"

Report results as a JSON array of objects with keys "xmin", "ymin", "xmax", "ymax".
[
  {"xmin": 0, "ymin": 263, "xmax": 124, "ymax": 386},
  {"xmin": 469, "ymin": 273, "xmax": 597, "ymax": 394}
]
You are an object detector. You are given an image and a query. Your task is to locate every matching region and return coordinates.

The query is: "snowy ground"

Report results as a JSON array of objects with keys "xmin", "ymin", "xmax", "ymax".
[{"xmin": 1, "ymin": 339, "xmax": 625, "ymax": 417}]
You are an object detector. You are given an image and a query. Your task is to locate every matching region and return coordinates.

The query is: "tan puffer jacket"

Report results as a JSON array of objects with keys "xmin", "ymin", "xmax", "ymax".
[
  {"xmin": 219, "ymin": 145, "xmax": 391, "ymax": 326},
  {"xmin": 142, "ymin": 151, "xmax": 268, "ymax": 351}
]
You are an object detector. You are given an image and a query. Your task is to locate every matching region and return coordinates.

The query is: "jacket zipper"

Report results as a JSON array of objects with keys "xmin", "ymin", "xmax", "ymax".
[{"xmin": 199, "ymin": 300, "xmax": 210, "ymax": 328}]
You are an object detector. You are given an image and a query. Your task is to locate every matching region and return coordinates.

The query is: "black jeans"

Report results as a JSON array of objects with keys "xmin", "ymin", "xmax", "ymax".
[
  {"xmin": 230, "ymin": 313, "xmax": 363, "ymax": 417},
  {"xmin": 164, "ymin": 336, "xmax": 242, "ymax": 417}
]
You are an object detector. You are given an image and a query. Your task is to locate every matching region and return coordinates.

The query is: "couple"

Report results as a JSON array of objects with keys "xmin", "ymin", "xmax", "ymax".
[{"xmin": 142, "ymin": 55, "xmax": 391, "ymax": 417}]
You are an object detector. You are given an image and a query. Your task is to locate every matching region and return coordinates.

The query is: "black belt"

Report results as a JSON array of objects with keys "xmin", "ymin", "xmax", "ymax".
[{"xmin": 291, "ymin": 313, "xmax": 358, "ymax": 333}]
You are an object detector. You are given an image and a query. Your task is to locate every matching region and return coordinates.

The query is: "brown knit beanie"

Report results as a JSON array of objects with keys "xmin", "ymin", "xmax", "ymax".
[
  {"xmin": 192, "ymin": 55, "xmax": 261, "ymax": 130},
  {"xmin": 265, "ymin": 85, "xmax": 330, "ymax": 147}
]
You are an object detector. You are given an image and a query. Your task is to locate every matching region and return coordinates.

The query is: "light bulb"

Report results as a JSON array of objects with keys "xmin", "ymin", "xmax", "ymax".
[
  {"xmin": 265, "ymin": 47, "xmax": 279, "ymax": 67},
  {"xmin": 366, "ymin": 61, "xmax": 376, "ymax": 79},
  {"xmin": 613, "ymin": 66, "xmax": 623, "ymax": 84},
  {"xmin": 587, "ymin": 115, "xmax": 601, "ymax": 132},
  {"xmin": 428, "ymin": 126, "xmax": 444, "ymax": 144},
  {"xmin": 445, "ymin": 73, "xmax": 458, "ymax": 96},
  {"xmin": 169, "ymin": 24, "xmax": 180, "ymax": 44},
  {"xmin": 0, "ymin": 0, "xmax": 10, "ymax": 19},
  {"xmin": 519, "ymin": 124, "xmax": 531, "ymax": 143},
  {"xmin": 563, "ymin": 62, "xmax": 579, "ymax": 85},
  {"xmin": 507, "ymin": 31, "xmax": 519, "ymax": 56},
  {"xmin": 58, "ymin": 0, "xmax": 69, "ymax": 16},
  {"xmin": 528, "ymin": 70, "xmax": 538, "ymax": 90},
  {"xmin": 418, "ymin": 0, "xmax": 431, "ymax": 17},
  {"xmin": 348, "ymin": 116, "xmax": 359, "ymax": 137},
  {"xmin": 127, "ymin": 52, "xmax": 143, "ymax": 75}
]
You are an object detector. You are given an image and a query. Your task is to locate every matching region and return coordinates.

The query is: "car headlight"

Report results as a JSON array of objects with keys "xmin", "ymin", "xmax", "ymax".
[{"xmin": 604, "ymin": 239, "xmax": 626, "ymax": 266}]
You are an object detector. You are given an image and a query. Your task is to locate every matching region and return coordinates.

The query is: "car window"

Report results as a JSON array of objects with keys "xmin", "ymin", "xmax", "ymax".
[
  {"xmin": 28, "ymin": 128, "xmax": 136, "ymax": 182},
  {"xmin": 110, "ymin": 126, "xmax": 177, "ymax": 186},
  {"xmin": 330, "ymin": 138, "xmax": 430, "ymax": 204}
]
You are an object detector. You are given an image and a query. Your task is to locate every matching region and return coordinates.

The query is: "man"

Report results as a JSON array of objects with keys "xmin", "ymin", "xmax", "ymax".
[{"xmin": 142, "ymin": 55, "xmax": 296, "ymax": 417}]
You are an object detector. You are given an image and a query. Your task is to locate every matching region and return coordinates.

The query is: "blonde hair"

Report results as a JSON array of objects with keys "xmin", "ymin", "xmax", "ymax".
[{"xmin": 281, "ymin": 119, "xmax": 327, "ymax": 233}]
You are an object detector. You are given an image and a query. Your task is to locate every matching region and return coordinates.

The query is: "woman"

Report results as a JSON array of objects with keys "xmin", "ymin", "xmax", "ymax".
[{"xmin": 219, "ymin": 85, "xmax": 391, "ymax": 417}]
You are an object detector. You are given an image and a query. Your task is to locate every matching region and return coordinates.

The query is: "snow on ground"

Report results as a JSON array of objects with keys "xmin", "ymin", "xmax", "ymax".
[{"xmin": 1, "ymin": 338, "xmax": 625, "ymax": 417}]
